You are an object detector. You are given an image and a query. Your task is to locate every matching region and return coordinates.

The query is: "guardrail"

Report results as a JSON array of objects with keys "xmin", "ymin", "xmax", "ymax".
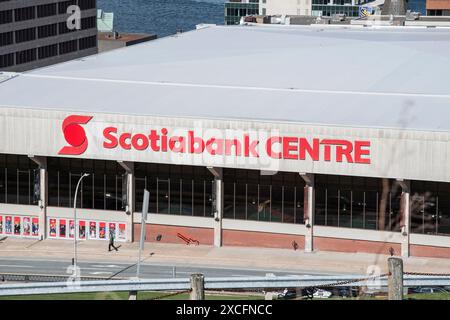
[
  {"xmin": 0, "ymin": 274, "xmax": 449, "ymax": 297},
  {"xmin": 0, "ymin": 273, "xmax": 124, "ymax": 283}
]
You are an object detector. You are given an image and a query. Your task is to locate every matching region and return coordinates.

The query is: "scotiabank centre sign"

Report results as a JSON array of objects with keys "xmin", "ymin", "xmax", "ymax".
[{"xmin": 58, "ymin": 115, "xmax": 371, "ymax": 167}]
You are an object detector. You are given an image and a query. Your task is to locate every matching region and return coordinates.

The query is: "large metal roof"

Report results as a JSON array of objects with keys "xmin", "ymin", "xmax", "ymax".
[{"xmin": 1, "ymin": 24, "xmax": 450, "ymax": 132}]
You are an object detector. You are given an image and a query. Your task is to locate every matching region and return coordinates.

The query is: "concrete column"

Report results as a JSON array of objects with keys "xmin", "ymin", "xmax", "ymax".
[
  {"xmin": 190, "ymin": 274, "xmax": 205, "ymax": 300},
  {"xmin": 388, "ymin": 257, "xmax": 404, "ymax": 300},
  {"xmin": 207, "ymin": 167, "xmax": 223, "ymax": 247},
  {"xmin": 118, "ymin": 161, "xmax": 134, "ymax": 243},
  {"xmin": 397, "ymin": 179, "xmax": 410, "ymax": 258},
  {"xmin": 300, "ymin": 173, "xmax": 314, "ymax": 253},
  {"xmin": 28, "ymin": 156, "xmax": 47, "ymax": 240}
]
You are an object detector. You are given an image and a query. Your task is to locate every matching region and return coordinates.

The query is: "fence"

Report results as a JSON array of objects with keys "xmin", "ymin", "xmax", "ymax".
[{"xmin": 0, "ymin": 258, "xmax": 449, "ymax": 300}]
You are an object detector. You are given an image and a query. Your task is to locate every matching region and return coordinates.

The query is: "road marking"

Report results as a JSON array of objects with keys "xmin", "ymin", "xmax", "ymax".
[
  {"xmin": 89, "ymin": 271, "xmax": 113, "ymax": 275},
  {"xmin": 90, "ymin": 265, "xmax": 121, "ymax": 268},
  {"xmin": 0, "ymin": 264, "xmax": 33, "ymax": 268}
]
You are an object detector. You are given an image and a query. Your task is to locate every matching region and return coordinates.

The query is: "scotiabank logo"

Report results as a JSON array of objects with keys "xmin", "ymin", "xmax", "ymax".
[
  {"xmin": 102, "ymin": 127, "xmax": 371, "ymax": 164},
  {"xmin": 58, "ymin": 115, "xmax": 93, "ymax": 155}
]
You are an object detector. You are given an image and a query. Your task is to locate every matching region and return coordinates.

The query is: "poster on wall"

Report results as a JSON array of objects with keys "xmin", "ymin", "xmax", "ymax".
[
  {"xmin": 99, "ymin": 222, "xmax": 106, "ymax": 239},
  {"xmin": 5, "ymin": 216, "xmax": 12, "ymax": 234},
  {"xmin": 79, "ymin": 220, "xmax": 86, "ymax": 239},
  {"xmin": 89, "ymin": 221, "xmax": 97, "ymax": 239},
  {"xmin": 49, "ymin": 219, "xmax": 57, "ymax": 237},
  {"xmin": 118, "ymin": 223, "xmax": 126, "ymax": 241},
  {"xmin": 69, "ymin": 220, "xmax": 75, "ymax": 238},
  {"xmin": 23, "ymin": 217, "xmax": 31, "ymax": 236},
  {"xmin": 32, "ymin": 218, "xmax": 39, "ymax": 236},
  {"xmin": 59, "ymin": 219, "xmax": 66, "ymax": 238},
  {"xmin": 13, "ymin": 217, "xmax": 21, "ymax": 235},
  {"xmin": 0, "ymin": 216, "xmax": 3, "ymax": 234}
]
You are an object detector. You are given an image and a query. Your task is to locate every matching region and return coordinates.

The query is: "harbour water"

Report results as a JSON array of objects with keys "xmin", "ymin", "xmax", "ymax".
[{"xmin": 97, "ymin": 0, "xmax": 225, "ymax": 38}]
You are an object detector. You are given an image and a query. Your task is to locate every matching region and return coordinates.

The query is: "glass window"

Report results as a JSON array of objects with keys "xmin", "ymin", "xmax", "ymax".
[
  {"xmin": 157, "ymin": 179, "xmax": 170, "ymax": 214},
  {"xmin": 0, "ymin": 154, "xmax": 38, "ymax": 205},
  {"xmin": 222, "ymin": 169, "xmax": 305, "ymax": 224},
  {"xmin": 271, "ymin": 185, "xmax": 283, "ymax": 223},
  {"xmin": 234, "ymin": 183, "xmax": 247, "ymax": 220},
  {"xmin": 193, "ymin": 181, "xmax": 205, "ymax": 217},
  {"xmin": 258, "ymin": 184, "xmax": 271, "ymax": 222},
  {"xmin": 224, "ymin": 182, "xmax": 235, "ymax": 219},
  {"xmin": 283, "ymin": 186, "xmax": 296, "ymax": 223},
  {"xmin": 411, "ymin": 181, "xmax": 450, "ymax": 236},
  {"xmin": 169, "ymin": 178, "xmax": 181, "ymax": 215},
  {"xmin": 47, "ymin": 158, "xmax": 124, "ymax": 211}
]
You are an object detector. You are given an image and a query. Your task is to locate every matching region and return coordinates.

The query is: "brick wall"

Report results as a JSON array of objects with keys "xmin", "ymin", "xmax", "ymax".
[
  {"xmin": 426, "ymin": 0, "xmax": 450, "ymax": 10},
  {"xmin": 410, "ymin": 244, "xmax": 450, "ymax": 259},
  {"xmin": 133, "ymin": 224, "xmax": 214, "ymax": 245},
  {"xmin": 222, "ymin": 229, "xmax": 305, "ymax": 250},
  {"xmin": 133, "ymin": 223, "xmax": 450, "ymax": 258},
  {"xmin": 314, "ymin": 236, "xmax": 401, "ymax": 255}
]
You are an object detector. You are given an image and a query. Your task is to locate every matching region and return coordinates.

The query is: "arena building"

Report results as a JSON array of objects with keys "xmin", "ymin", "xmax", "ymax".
[{"xmin": 0, "ymin": 24, "xmax": 449, "ymax": 258}]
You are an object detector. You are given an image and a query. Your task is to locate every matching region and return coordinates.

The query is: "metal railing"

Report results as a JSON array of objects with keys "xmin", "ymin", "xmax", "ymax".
[
  {"xmin": 0, "ymin": 273, "xmax": 123, "ymax": 283},
  {"xmin": 0, "ymin": 274, "xmax": 449, "ymax": 297}
]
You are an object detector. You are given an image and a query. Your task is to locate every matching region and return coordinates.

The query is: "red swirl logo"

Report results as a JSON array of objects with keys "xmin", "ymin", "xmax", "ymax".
[{"xmin": 58, "ymin": 115, "xmax": 93, "ymax": 155}]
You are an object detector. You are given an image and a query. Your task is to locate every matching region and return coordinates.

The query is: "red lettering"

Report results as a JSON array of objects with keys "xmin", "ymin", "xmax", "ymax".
[
  {"xmin": 131, "ymin": 133, "xmax": 148, "ymax": 151},
  {"xmin": 355, "ymin": 141, "xmax": 371, "ymax": 164},
  {"xmin": 266, "ymin": 137, "xmax": 282, "ymax": 159},
  {"xmin": 299, "ymin": 138, "xmax": 319, "ymax": 161},
  {"xmin": 103, "ymin": 127, "xmax": 118, "ymax": 148},
  {"xmin": 188, "ymin": 131, "xmax": 205, "ymax": 154},
  {"xmin": 244, "ymin": 134, "xmax": 259, "ymax": 157},
  {"xmin": 335, "ymin": 141, "xmax": 353, "ymax": 163},
  {"xmin": 169, "ymin": 136, "xmax": 185, "ymax": 153},
  {"xmin": 119, "ymin": 133, "xmax": 132, "ymax": 150},
  {"xmin": 224, "ymin": 139, "xmax": 241, "ymax": 156},
  {"xmin": 283, "ymin": 137, "xmax": 297, "ymax": 160},
  {"xmin": 206, "ymin": 138, "xmax": 223, "ymax": 155},
  {"xmin": 148, "ymin": 130, "xmax": 160, "ymax": 151},
  {"xmin": 161, "ymin": 128, "xmax": 168, "ymax": 152}
]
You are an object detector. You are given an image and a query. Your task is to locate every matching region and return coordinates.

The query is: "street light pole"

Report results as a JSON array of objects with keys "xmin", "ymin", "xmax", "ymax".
[{"xmin": 73, "ymin": 173, "xmax": 89, "ymax": 277}]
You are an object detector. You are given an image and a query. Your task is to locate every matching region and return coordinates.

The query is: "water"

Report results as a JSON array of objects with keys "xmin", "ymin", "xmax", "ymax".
[{"xmin": 97, "ymin": 0, "xmax": 225, "ymax": 38}]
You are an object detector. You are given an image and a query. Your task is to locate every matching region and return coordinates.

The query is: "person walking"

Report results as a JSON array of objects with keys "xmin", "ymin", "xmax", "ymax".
[{"xmin": 108, "ymin": 229, "xmax": 119, "ymax": 252}]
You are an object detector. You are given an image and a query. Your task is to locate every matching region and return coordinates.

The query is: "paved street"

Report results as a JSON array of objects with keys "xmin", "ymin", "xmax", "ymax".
[
  {"xmin": 1, "ymin": 238, "xmax": 450, "ymax": 280},
  {"xmin": 0, "ymin": 256, "xmax": 328, "ymax": 279}
]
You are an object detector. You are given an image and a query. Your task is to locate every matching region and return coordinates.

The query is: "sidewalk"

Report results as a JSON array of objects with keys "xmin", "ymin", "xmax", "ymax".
[{"xmin": 1, "ymin": 237, "xmax": 449, "ymax": 275}]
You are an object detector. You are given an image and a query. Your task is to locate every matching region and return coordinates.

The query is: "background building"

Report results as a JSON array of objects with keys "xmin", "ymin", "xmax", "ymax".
[
  {"xmin": 312, "ymin": 0, "xmax": 370, "ymax": 17},
  {"xmin": 259, "ymin": 0, "xmax": 311, "ymax": 16},
  {"xmin": 407, "ymin": 0, "xmax": 427, "ymax": 14},
  {"xmin": 0, "ymin": 0, "xmax": 98, "ymax": 72},
  {"xmin": 225, "ymin": 0, "xmax": 259, "ymax": 25},
  {"xmin": 98, "ymin": 32, "xmax": 157, "ymax": 53},
  {"xmin": 97, "ymin": 8, "xmax": 113, "ymax": 32},
  {"xmin": 427, "ymin": 0, "xmax": 450, "ymax": 15}
]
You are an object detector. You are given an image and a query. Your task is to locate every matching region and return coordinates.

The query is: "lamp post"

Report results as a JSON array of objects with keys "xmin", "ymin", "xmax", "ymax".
[{"xmin": 73, "ymin": 173, "xmax": 89, "ymax": 276}]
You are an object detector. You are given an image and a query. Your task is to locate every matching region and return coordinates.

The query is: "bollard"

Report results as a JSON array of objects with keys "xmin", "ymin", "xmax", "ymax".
[
  {"xmin": 129, "ymin": 291, "xmax": 138, "ymax": 300},
  {"xmin": 265, "ymin": 292, "xmax": 274, "ymax": 300},
  {"xmin": 190, "ymin": 274, "xmax": 205, "ymax": 300},
  {"xmin": 388, "ymin": 257, "xmax": 403, "ymax": 300}
]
